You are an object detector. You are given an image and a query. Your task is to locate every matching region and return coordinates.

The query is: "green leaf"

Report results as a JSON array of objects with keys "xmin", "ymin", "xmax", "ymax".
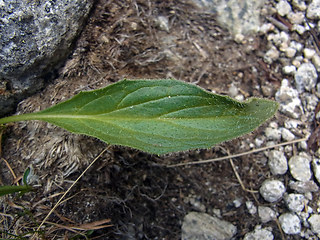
[
  {"xmin": 0, "ymin": 185, "xmax": 33, "ymax": 197},
  {"xmin": 0, "ymin": 79, "xmax": 278, "ymax": 154}
]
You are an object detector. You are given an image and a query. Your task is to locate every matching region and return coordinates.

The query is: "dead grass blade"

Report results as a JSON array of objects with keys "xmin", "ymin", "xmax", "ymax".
[
  {"xmin": 167, "ymin": 137, "xmax": 308, "ymax": 167},
  {"xmin": 32, "ymin": 146, "xmax": 110, "ymax": 239}
]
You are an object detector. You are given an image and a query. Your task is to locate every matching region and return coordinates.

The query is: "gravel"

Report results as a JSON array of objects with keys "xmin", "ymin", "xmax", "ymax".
[
  {"xmin": 267, "ymin": 150, "xmax": 288, "ymax": 175},
  {"xmin": 308, "ymin": 214, "xmax": 320, "ymax": 234},
  {"xmin": 259, "ymin": 179, "xmax": 286, "ymax": 202},
  {"xmin": 181, "ymin": 212, "xmax": 237, "ymax": 240},
  {"xmin": 243, "ymin": 226, "xmax": 274, "ymax": 240},
  {"xmin": 284, "ymin": 193, "xmax": 306, "ymax": 212},
  {"xmin": 258, "ymin": 206, "xmax": 277, "ymax": 223},
  {"xmin": 288, "ymin": 154, "xmax": 312, "ymax": 181},
  {"xmin": 279, "ymin": 213, "xmax": 301, "ymax": 235}
]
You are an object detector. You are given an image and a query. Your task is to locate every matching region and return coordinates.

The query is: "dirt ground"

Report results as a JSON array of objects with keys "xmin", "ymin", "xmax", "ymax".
[{"xmin": 0, "ymin": 0, "xmax": 303, "ymax": 239}]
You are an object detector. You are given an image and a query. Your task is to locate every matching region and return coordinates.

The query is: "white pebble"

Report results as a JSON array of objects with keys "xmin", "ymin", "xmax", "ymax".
[
  {"xmin": 258, "ymin": 206, "xmax": 277, "ymax": 223},
  {"xmin": 287, "ymin": 11, "xmax": 305, "ymax": 24},
  {"xmin": 243, "ymin": 226, "xmax": 274, "ymax": 240},
  {"xmin": 282, "ymin": 65, "xmax": 296, "ymax": 75},
  {"xmin": 275, "ymin": 79, "xmax": 303, "ymax": 119},
  {"xmin": 292, "ymin": 0, "xmax": 307, "ymax": 11},
  {"xmin": 294, "ymin": 62, "xmax": 318, "ymax": 92},
  {"xmin": 307, "ymin": 0, "xmax": 320, "ymax": 19},
  {"xmin": 308, "ymin": 214, "xmax": 320, "ymax": 234},
  {"xmin": 285, "ymin": 47, "xmax": 297, "ymax": 58},
  {"xmin": 265, "ymin": 127, "xmax": 281, "ymax": 141},
  {"xmin": 284, "ymin": 193, "xmax": 306, "ymax": 212},
  {"xmin": 259, "ymin": 23, "xmax": 274, "ymax": 34},
  {"xmin": 246, "ymin": 201, "xmax": 257, "ymax": 215},
  {"xmin": 228, "ymin": 83, "xmax": 238, "ymax": 97},
  {"xmin": 303, "ymin": 48, "xmax": 316, "ymax": 59},
  {"xmin": 312, "ymin": 54, "xmax": 320, "ymax": 72},
  {"xmin": 289, "ymin": 154, "xmax": 312, "ymax": 181},
  {"xmin": 290, "ymin": 41, "xmax": 303, "ymax": 52},
  {"xmin": 292, "ymin": 59, "xmax": 301, "ymax": 68},
  {"xmin": 312, "ymin": 158, "xmax": 320, "ymax": 184},
  {"xmin": 276, "ymin": 0, "xmax": 292, "ymax": 16},
  {"xmin": 293, "ymin": 24, "xmax": 306, "ymax": 34},
  {"xmin": 260, "ymin": 179, "xmax": 286, "ymax": 202},
  {"xmin": 268, "ymin": 150, "xmax": 288, "ymax": 175},
  {"xmin": 264, "ymin": 46, "xmax": 280, "ymax": 64},
  {"xmin": 279, "ymin": 213, "xmax": 301, "ymax": 234},
  {"xmin": 281, "ymin": 128, "xmax": 295, "ymax": 141}
]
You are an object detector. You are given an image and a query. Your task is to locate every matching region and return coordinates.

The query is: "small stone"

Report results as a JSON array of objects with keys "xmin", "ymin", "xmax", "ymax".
[
  {"xmin": 312, "ymin": 54, "xmax": 320, "ymax": 72},
  {"xmin": 308, "ymin": 214, "xmax": 320, "ymax": 234},
  {"xmin": 292, "ymin": 0, "xmax": 307, "ymax": 11},
  {"xmin": 307, "ymin": 0, "xmax": 320, "ymax": 19},
  {"xmin": 260, "ymin": 179, "xmax": 286, "ymax": 203},
  {"xmin": 312, "ymin": 158, "xmax": 320, "ymax": 184},
  {"xmin": 284, "ymin": 193, "xmax": 306, "ymax": 212},
  {"xmin": 292, "ymin": 59, "xmax": 301, "ymax": 68},
  {"xmin": 268, "ymin": 150, "xmax": 288, "ymax": 175},
  {"xmin": 243, "ymin": 226, "xmax": 274, "ymax": 240},
  {"xmin": 234, "ymin": 33, "xmax": 245, "ymax": 43},
  {"xmin": 287, "ymin": 11, "xmax": 305, "ymax": 24},
  {"xmin": 233, "ymin": 198, "xmax": 242, "ymax": 208},
  {"xmin": 279, "ymin": 213, "xmax": 301, "ymax": 234},
  {"xmin": 303, "ymin": 48, "xmax": 316, "ymax": 59},
  {"xmin": 228, "ymin": 84, "xmax": 238, "ymax": 97},
  {"xmin": 259, "ymin": 23, "xmax": 274, "ymax": 34},
  {"xmin": 275, "ymin": 79, "xmax": 303, "ymax": 119},
  {"xmin": 265, "ymin": 127, "xmax": 281, "ymax": 141},
  {"xmin": 281, "ymin": 128, "xmax": 296, "ymax": 141},
  {"xmin": 290, "ymin": 41, "xmax": 303, "ymax": 52},
  {"xmin": 258, "ymin": 206, "xmax": 277, "ymax": 223},
  {"xmin": 284, "ymin": 119, "xmax": 301, "ymax": 129},
  {"xmin": 246, "ymin": 201, "xmax": 257, "ymax": 215},
  {"xmin": 294, "ymin": 62, "xmax": 318, "ymax": 92},
  {"xmin": 285, "ymin": 47, "xmax": 297, "ymax": 58},
  {"xmin": 276, "ymin": 0, "xmax": 292, "ymax": 16},
  {"xmin": 282, "ymin": 65, "xmax": 296, "ymax": 75},
  {"xmin": 156, "ymin": 16, "xmax": 170, "ymax": 32},
  {"xmin": 288, "ymin": 154, "xmax": 312, "ymax": 181},
  {"xmin": 293, "ymin": 24, "xmax": 306, "ymax": 34},
  {"xmin": 181, "ymin": 212, "xmax": 237, "ymax": 240},
  {"xmin": 289, "ymin": 180, "xmax": 319, "ymax": 193},
  {"xmin": 264, "ymin": 46, "xmax": 280, "ymax": 64}
]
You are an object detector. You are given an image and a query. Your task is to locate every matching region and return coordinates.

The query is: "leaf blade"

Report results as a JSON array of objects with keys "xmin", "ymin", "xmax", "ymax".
[{"xmin": 0, "ymin": 79, "xmax": 278, "ymax": 154}]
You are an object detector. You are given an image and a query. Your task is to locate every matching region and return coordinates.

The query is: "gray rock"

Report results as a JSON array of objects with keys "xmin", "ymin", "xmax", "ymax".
[
  {"xmin": 289, "ymin": 180, "xmax": 319, "ymax": 193},
  {"xmin": 181, "ymin": 212, "xmax": 237, "ymax": 240},
  {"xmin": 275, "ymin": 79, "xmax": 303, "ymax": 119},
  {"xmin": 258, "ymin": 206, "xmax": 277, "ymax": 223},
  {"xmin": 308, "ymin": 214, "xmax": 320, "ymax": 234},
  {"xmin": 307, "ymin": 0, "xmax": 320, "ymax": 19},
  {"xmin": 284, "ymin": 193, "xmax": 306, "ymax": 213},
  {"xmin": 312, "ymin": 158, "xmax": 320, "ymax": 184},
  {"xmin": 294, "ymin": 63, "xmax": 318, "ymax": 93},
  {"xmin": 279, "ymin": 213, "xmax": 301, "ymax": 235},
  {"xmin": 276, "ymin": 0, "xmax": 292, "ymax": 17},
  {"xmin": 288, "ymin": 154, "xmax": 312, "ymax": 181},
  {"xmin": 268, "ymin": 150, "xmax": 288, "ymax": 175},
  {"xmin": 0, "ymin": 0, "xmax": 93, "ymax": 116},
  {"xmin": 259, "ymin": 179, "xmax": 286, "ymax": 203},
  {"xmin": 243, "ymin": 226, "xmax": 274, "ymax": 240},
  {"xmin": 191, "ymin": 0, "xmax": 267, "ymax": 36}
]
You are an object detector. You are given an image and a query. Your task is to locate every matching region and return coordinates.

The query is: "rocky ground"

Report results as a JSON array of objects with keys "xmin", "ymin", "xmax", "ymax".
[{"xmin": 1, "ymin": 0, "xmax": 320, "ymax": 239}]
